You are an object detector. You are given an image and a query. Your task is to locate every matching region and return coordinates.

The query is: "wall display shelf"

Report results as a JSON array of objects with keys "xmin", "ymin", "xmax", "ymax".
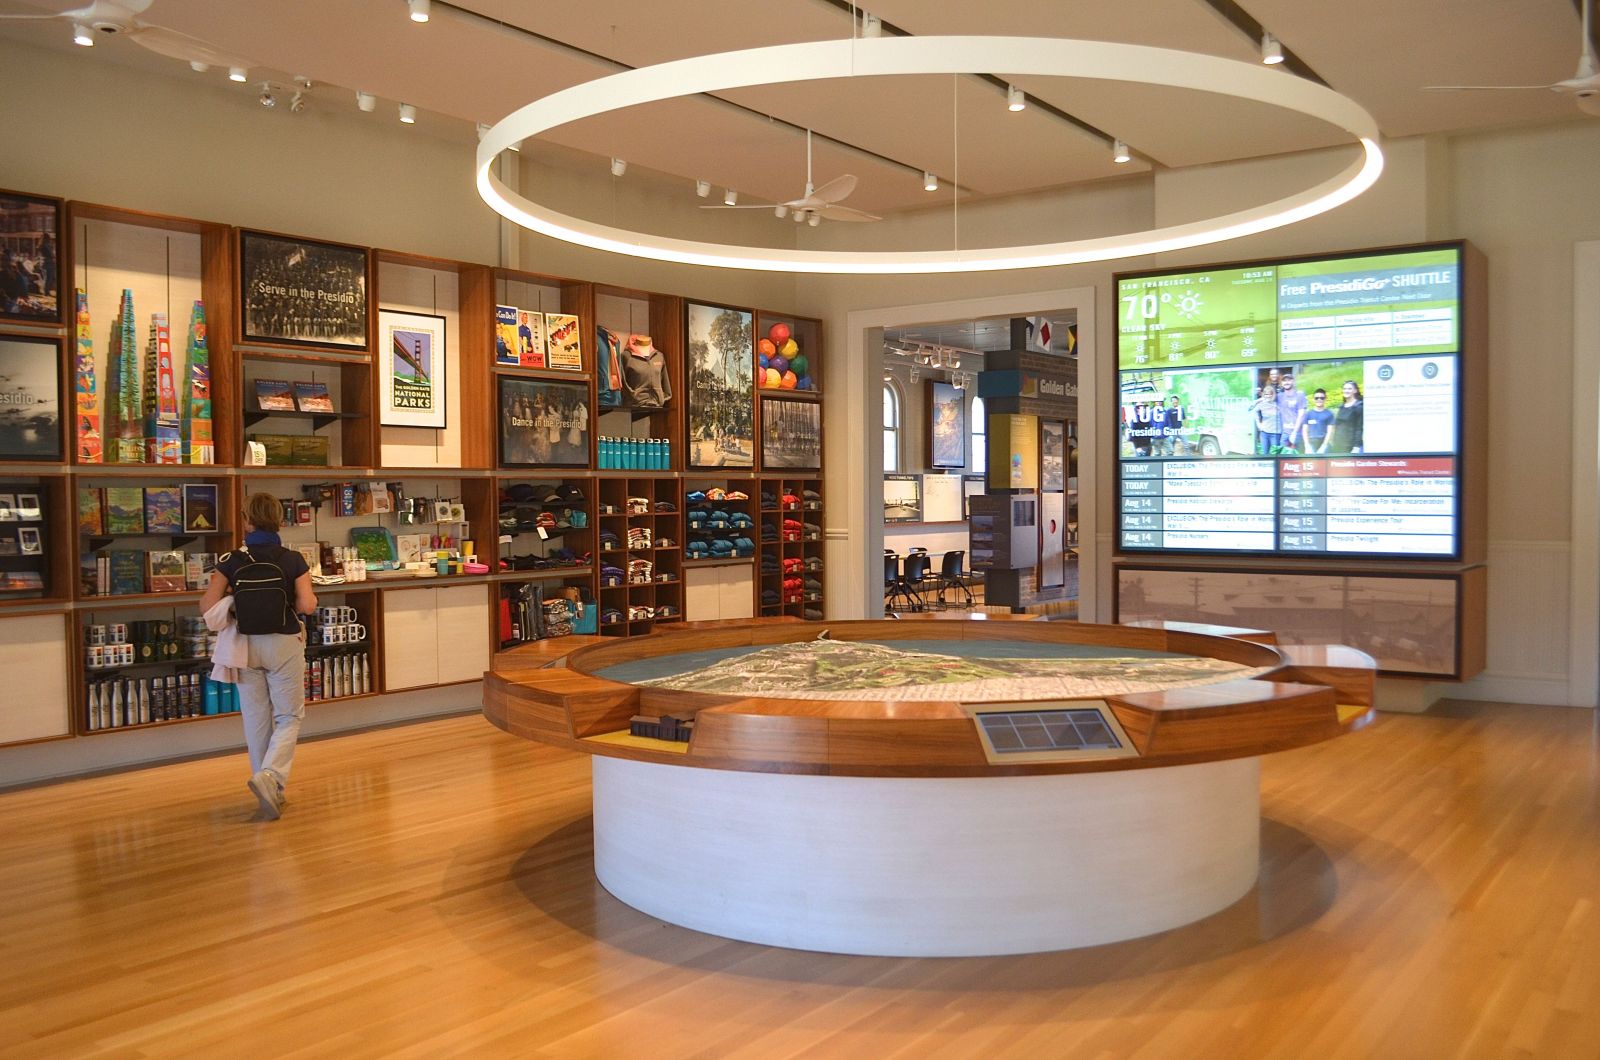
[
  {"xmin": 73, "ymin": 473, "xmax": 234, "ymax": 601},
  {"xmin": 595, "ymin": 477, "xmax": 682, "ymax": 635},
  {"xmin": 67, "ymin": 201, "xmax": 237, "ymax": 468},
  {"xmin": 303, "ymin": 585, "xmax": 379, "ymax": 703},
  {"xmin": 74, "ymin": 601, "xmax": 219, "ymax": 734},
  {"xmin": 0, "ymin": 473, "xmax": 70, "ymax": 604},
  {"xmin": 753, "ymin": 311, "xmax": 821, "ymax": 395},
  {"xmin": 757, "ymin": 476, "xmax": 825, "ymax": 620},
  {"xmin": 596, "ymin": 287, "xmax": 683, "ymax": 472},
  {"xmin": 239, "ymin": 349, "xmax": 374, "ymax": 470}
]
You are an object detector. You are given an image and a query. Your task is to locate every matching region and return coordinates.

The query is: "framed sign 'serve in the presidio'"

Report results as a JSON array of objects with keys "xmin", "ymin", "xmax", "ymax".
[
  {"xmin": 379, "ymin": 310, "xmax": 447, "ymax": 429},
  {"xmin": 0, "ymin": 335, "xmax": 63, "ymax": 460},
  {"xmin": 0, "ymin": 190, "xmax": 62, "ymax": 325},
  {"xmin": 239, "ymin": 230, "xmax": 369, "ymax": 349}
]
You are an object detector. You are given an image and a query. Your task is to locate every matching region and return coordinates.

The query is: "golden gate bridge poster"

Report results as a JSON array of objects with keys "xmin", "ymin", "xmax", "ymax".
[{"xmin": 379, "ymin": 309, "xmax": 446, "ymax": 429}]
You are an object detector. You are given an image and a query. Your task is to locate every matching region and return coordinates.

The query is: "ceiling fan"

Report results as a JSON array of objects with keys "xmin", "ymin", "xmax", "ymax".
[
  {"xmin": 1422, "ymin": 0, "xmax": 1599, "ymax": 117},
  {"xmin": 0, "ymin": 0, "xmax": 252, "ymax": 72},
  {"xmin": 701, "ymin": 129, "xmax": 882, "ymax": 225}
]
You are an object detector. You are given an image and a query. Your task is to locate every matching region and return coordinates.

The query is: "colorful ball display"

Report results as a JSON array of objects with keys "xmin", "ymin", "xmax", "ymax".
[
  {"xmin": 768, "ymin": 322, "xmax": 791, "ymax": 346},
  {"xmin": 770, "ymin": 356, "xmax": 789, "ymax": 375},
  {"xmin": 789, "ymin": 354, "xmax": 808, "ymax": 377},
  {"xmin": 764, "ymin": 367, "xmax": 782, "ymax": 388},
  {"xmin": 780, "ymin": 338, "xmax": 799, "ymax": 357},
  {"xmin": 780, "ymin": 370, "xmax": 798, "ymax": 389},
  {"xmin": 758, "ymin": 338, "xmax": 776, "ymax": 357},
  {"xmin": 797, "ymin": 376, "xmax": 813, "ymax": 391},
  {"xmin": 759, "ymin": 354, "xmax": 770, "ymax": 370}
]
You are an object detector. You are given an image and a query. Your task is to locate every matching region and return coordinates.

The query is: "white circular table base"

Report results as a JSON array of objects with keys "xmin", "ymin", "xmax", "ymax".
[{"xmin": 592, "ymin": 756, "xmax": 1261, "ymax": 957}]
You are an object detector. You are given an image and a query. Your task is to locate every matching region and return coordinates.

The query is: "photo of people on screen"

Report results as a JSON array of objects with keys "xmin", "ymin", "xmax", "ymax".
[{"xmin": 1329, "ymin": 380, "xmax": 1364, "ymax": 454}]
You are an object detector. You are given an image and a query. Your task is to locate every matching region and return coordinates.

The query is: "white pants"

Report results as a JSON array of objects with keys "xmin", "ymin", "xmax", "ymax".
[{"xmin": 237, "ymin": 631, "xmax": 306, "ymax": 786}]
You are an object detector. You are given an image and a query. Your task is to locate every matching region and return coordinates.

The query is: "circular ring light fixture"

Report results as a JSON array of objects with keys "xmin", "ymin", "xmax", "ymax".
[{"xmin": 476, "ymin": 36, "xmax": 1384, "ymax": 275}]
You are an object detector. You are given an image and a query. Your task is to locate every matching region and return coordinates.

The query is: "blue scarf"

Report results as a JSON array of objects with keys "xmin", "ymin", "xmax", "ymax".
[{"xmin": 244, "ymin": 529, "xmax": 282, "ymax": 549}]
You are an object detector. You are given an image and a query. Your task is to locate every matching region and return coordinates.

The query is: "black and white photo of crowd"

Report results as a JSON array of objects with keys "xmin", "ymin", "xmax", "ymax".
[{"xmin": 240, "ymin": 233, "xmax": 368, "ymax": 347}]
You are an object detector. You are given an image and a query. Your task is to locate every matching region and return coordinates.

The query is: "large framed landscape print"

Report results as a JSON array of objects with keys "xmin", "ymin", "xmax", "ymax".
[
  {"xmin": 379, "ymin": 310, "xmax": 447, "ymax": 428},
  {"xmin": 927, "ymin": 380, "xmax": 966, "ymax": 469},
  {"xmin": 0, "ymin": 191, "xmax": 61, "ymax": 324},
  {"xmin": 498, "ymin": 376, "xmax": 589, "ymax": 468},
  {"xmin": 686, "ymin": 301, "xmax": 754, "ymax": 468},
  {"xmin": 760, "ymin": 397, "xmax": 821, "ymax": 470},
  {"xmin": 0, "ymin": 336, "xmax": 63, "ymax": 460},
  {"xmin": 239, "ymin": 230, "xmax": 369, "ymax": 349}
]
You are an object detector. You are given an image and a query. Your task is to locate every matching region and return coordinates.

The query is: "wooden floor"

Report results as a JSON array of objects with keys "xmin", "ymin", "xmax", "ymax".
[{"xmin": 3, "ymin": 700, "xmax": 1598, "ymax": 1058}]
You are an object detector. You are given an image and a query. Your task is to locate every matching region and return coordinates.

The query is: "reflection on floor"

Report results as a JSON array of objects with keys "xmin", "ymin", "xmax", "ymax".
[{"xmin": 1, "ymin": 700, "xmax": 1597, "ymax": 1056}]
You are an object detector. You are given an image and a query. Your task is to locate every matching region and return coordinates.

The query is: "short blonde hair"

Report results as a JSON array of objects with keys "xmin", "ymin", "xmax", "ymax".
[{"xmin": 244, "ymin": 491, "xmax": 282, "ymax": 533}]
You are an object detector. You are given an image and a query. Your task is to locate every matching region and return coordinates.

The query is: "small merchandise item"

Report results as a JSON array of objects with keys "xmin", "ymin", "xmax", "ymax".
[
  {"xmin": 566, "ymin": 508, "xmax": 588, "ymax": 529},
  {"xmin": 558, "ymin": 484, "xmax": 586, "ymax": 503},
  {"xmin": 627, "ymin": 527, "xmax": 652, "ymax": 549},
  {"xmin": 704, "ymin": 487, "xmax": 727, "ymax": 502},
  {"xmin": 656, "ymin": 604, "xmax": 680, "ymax": 619},
  {"xmin": 707, "ymin": 510, "xmax": 730, "ymax": 530},
  {"xmin": 761, "ymin": 523, "xmax": 778, "ymax": 542},
  {"xmin": 804, "ymin": 521, "xmax": 822, "ymax": 540},
  {"xmin": 804, "ymin": 577, "xmax": 823, "ymax": 592},
  {"xmin": 626, "ymin": 496, "xmax": 650, "ymax": 515},
  {"xmin": 782, "ymin": 518, "xmax": 803, "ymax": 542},
  {"xmin": 600, "ymin": 564, "xmax": 625, "ymax": 586},
  {"xmin": 726, "ymin": 490, "xmax": 749, "ymax": 501},
  {"xmin": 783, "ymin": 576, "xmax": 804, "ymax": 603},
  {"xmin": 601, "ymin": 608, "xmax": 623, "ymax": 625},
  {"xmin": 687, "ymin": 506, "xmax": 709, "ymax": 529},
  {"xmin": 783, "ymin": 557, "xmax": 802, "ymax": 575},
  {"xmin": 729, "ymin": 512, "xmax": 754, "ymax": 529},
  {"xmin": 782, "ymin": 493, "xmax": 800, "ymax": 509},
  {"xmin": 804, "ymin": 607, "xmax": 823, "ymax": 621},
  {"xmin": 599, "ymin": 529, "xmax": 620, "ymax": 550},
  {"xmin": 803, "ymin": 489, "xmax": 823, "ymax": 509},
  {"xmin": 621, "ymin": 334, "xmax": 672, "ymax": 408},
  {"xmin": 760, "ymin": 491, "xmax": 778, "ymax": 509},
  {"xmin": 804, "ymin": 556, "xmax": 824, "ymax": 572},
  {"xmin": 686, "ymin": 538, "xmax": 710, "ymax": 558},
  {"xmin": 760, "ymin": 555, "xmax": 780, "ymax": 575},
  {"xmin": 653, "ymin": 500, "xmax": 677, "ymax": 513},
  {"xmin": 599, "ymin": 503, "xmax": 621, "ymax": 515},
  {"xmin": 732, "ymin": 536, "xmax": 755, "ymax": 557},
  {"xmin": 628, "ymin": 558, "xmax": 654, "ymax": 584},
  {"xmin": 628, "ymin": 604, "xmax": 655, "ymax": 621},
  {"xmin": 760, "ymin": 588, "xmax": 780, "ymax": 606},
  {"xmin": 536, "ymin": 511, "xmax": 557, "ymax": 529},
  {"xmin": 540, "ymin": 489, "xmax": 564, "ymax": 505},
  {"xmin": 709, "ymin": 538, "xmax": 734, "ymax": 556},
  {"xmin": 656, "ymin": 536, "xmax": 674, "ymax": 548},
  {"xmin": 685, "ymin": 490, "xmax": 707, "ymax": 504}
]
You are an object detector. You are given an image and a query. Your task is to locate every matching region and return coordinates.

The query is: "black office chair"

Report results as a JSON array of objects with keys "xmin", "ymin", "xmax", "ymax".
[
  {"xmin": 884, "ymin": 553, "xmax": 917, "ymax": 612},
  {"xmin": 899, "ymin": 551, "xmax": 930, "ymax": 612},
  {"xmin": 932, "ymin": 550, "xmax": 974, "ymax": 609}
]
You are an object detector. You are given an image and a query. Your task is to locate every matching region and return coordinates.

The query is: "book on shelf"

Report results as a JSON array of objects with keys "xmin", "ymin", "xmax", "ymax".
[
  {"xmin": 545, "ymin": 313, "xmax": 582, "ymax": 370},
  {"xmin": 0, "ymin": 571, "xmax": 43, "ymax": 593},
  {"xmin": 517, "ymin": 310, "xmax": 546, "ymax": 369},
  {"xmin": 254, "ymin": 378, "xmax": 297, "ymax": 412},
  {"xmin": 104, "ymin": 487, "xmax": 145, "ymax": 534},
  {"xmin": 249, "ymin": 434, "xmax": 296, "ymax": 466},
  {"xmin": 185, "ymin": 552, "xmax": 216, "ymax": 590},
  {"xmin": 181, "ymin": 483, "xmax": 219, "ymax": 533},
  {"xmin": 293, "ymin": 381, "xmax": 335, "ymax": 414},
  {"xmin": 78, "ymin": 486, "xmax": 104, "ymax": 535},
  {"xmin": 143, "ymin": 486, "xmax": 184, "ymax": 534},
  {"xmin": 495, "ymin": 304, "xmax": 521, "ymax": 367},
  {"xmin": 108, "ymin": 549, "xmax": 145, "ymax": 595},
  {"xmin": 146, "ymin": 550, "xmax": 188, "ymax": 593},
  {"xmin": 291, "ymin": 435, "xmax": 330, "ymax": 466}
]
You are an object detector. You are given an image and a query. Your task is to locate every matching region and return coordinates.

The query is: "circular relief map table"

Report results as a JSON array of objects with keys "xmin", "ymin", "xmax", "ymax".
[{"xmin": 485, "ymin": 619, "xmax": 1374, "ymax": 956}]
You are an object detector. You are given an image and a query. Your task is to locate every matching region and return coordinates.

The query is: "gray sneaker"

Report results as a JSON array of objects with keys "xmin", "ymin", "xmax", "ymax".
[{"xmin": 248, "ymin": 770, "xmax": 283, "ymax": 820}]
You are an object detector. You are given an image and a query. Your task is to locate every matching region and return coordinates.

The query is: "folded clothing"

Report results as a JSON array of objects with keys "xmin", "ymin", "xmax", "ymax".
[
  {"xmin": 760, "ymin": 588, "xmax": 780, "ymax": 606},
  {"xmin": 803, "ymin": 608, "xmax": 823, "ymax": 621}
]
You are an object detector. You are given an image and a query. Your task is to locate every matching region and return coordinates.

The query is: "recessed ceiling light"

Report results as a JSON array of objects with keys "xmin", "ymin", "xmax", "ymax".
[
  {"xmin": 399, "ymin": 102, "xmax": 417, "ymax": 124},
  {"xmin": 408, "ymin": 0, "xmax": 431, "ymax": 23}
]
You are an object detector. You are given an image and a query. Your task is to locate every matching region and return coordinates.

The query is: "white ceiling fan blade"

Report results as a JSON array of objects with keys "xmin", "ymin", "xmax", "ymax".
[
  {"xmin": 125, "ymin": 23, "xmax": 247, "ymax": 68},
  {"xmin": 815, "ymin": 203, "xmax": 881, "ymax": 223},
  {"xmin": 0, "ymin": 11, "xmax": 63, "ymax": 19},
  {"xmin": 809, "ymin": 174, "xmax": 857, "ymax": 204},
  {"xmin": 698, "ymin": 204, "xmax": 778, "ymax": 210}
]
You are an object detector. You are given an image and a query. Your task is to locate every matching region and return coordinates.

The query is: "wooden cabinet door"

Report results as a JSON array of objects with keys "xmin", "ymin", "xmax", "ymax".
[
  {"xmin": 381, "ymin": 588, "xmax": 439, "ymax": 690},
  {"xmin": 434, "ymin": 584, "xmax": 491, "ymax": 685},
  {"xmin": 0, "ymin": 612, "xmax": 71, "ymax": 743}
]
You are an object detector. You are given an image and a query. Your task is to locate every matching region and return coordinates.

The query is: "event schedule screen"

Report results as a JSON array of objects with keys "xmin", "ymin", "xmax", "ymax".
[{"xmin": 1115, "ymin": 245, "xmax": 1463, "ymax": 558}]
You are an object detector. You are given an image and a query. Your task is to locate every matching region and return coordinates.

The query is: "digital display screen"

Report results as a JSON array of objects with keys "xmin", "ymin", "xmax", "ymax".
[{"xmin": 1115, "ymin": 245, "xmax": 1463, "ymax": 558}]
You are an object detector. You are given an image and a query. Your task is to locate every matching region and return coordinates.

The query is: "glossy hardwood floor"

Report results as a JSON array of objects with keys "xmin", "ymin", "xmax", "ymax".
[{"xmin": 2, "ymin": 700, "xmax": 1597, "ymax": 1058}]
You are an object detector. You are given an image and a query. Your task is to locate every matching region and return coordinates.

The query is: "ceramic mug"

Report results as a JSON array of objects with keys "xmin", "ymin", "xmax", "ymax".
[
  {"xmin": 343, "ymin": 623, "xmax": 366, "ymax": 642},
  {"xmin": 86, "ymin": 625, "xmax": 107, "ymax": 646},
  {"xmin": 321, "ymin": 625, "xmax": 346, "ymax": 645}
]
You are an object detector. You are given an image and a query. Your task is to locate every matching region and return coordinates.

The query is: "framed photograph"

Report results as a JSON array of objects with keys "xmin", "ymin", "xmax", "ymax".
[
  {"xmin": 0, "ymin": 335, "xmax": 63, "ymax": 460},
  {"xmin": 239, "ymin": 230, "xmax": 368, "ymax": 349},
  {"xmin": 379, "ymin": 309, "xmax": 447, "ymax": 429},
  {"xmin": 15, "ymin": 492, "xmax": 42, "ymax": 520},
  {"xmin": 962, "ymin": 474, "xmax": 986, "ymax": 519},
  {"xmin": 497, "ymin": 376, "xmax": 590, "ymax": 468},
  {"xmin": 686, "ymin": 301, "xmax": 754, "ymax": 469},
  {"xmin": 0, "ymin": 493, "xmax": 14, "ymax": 520},
  {"xmin": 927, "ymin": 380, "xmax": 967, "ymax": 470},
  {"xmin": 760, "ymin": 397, "xmax": 821, "ymax": 470},
  {"xmin": 883, "ymin": 474, "xmax": 922, "ymax": 523},
  {"xmin": 0, "ymin": 191, "xmax": 61, "ymax": 324},
  {"xmin": 1041, "ymin": 419, "xmax": 1066, "ymax": 492},
  {"xmin": 18, "ymin": 526, "xmax": 41, "ymax": 555},
  {"xmin": 182, "ymin": 483, "xmax": 219, "ymax": 533}
]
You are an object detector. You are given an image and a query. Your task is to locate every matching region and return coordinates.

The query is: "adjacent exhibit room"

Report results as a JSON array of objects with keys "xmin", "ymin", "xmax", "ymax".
[{"xmin": 1, "ymin": 0, "xmax": 1598, "ymax": 1056}]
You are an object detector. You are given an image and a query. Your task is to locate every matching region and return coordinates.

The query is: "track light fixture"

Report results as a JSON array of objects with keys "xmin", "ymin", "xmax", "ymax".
[
  {"xmin": 774, "ymin": 205, "xmax": 789, "ymax": 219},
  {"xmin": 1006, "ymin": 84, "xmax": 1025, "ymax": 112},
  {"xmin": 258, "ymin": 82, "xmax": 276, "ymax": 108},
  {"xmin": 724, "ymin": 188, "xmax": 737, "ymax": 206},
  {"xmin": 862, "ymin": 13, "xmax": 882, "ymax": 38},
  {"xmin": 923, "ymin": 171, "xmax": 938, "ymax": 192},
  {"xmin": 356, "ymin": 90, "xmax": 376, "ymax": 112},
  {"xmin": 72, "ymin": 22, "xmax": 93, "ymax": 46},
  {"xmin": 1113, "ymin": 139, "xmax": 1131, "ymax": 164},
  {"xmin": 610, "ymin": 157, "xmax": 627, "ymax": 177},
  {"xmin": 1261, "ymin": 31, "xmax": 1284, "ymax": 65},
  {"xmin": 399, "ymin": 102, "xmax": 417, "ymax": 124},
  {"xmin": 695, "ymin": 179, "xmax": 711, "ymax": 198},
  {"xmin": 408, "ymin": 0, "xmax": 431, "ymax": 23},
  {"xmin": 228, "ymin": 66, "xmax": 247, "ymax": 82},
  {"xmin": 189, "ymin": 60, "xmax": 209, "ymax": 73}
]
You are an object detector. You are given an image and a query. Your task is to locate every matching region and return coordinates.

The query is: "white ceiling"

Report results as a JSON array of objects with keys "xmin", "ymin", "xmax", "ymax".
[{"xmin": 1, "ymin": 0, "xmax": 1594, "ymax": 224}]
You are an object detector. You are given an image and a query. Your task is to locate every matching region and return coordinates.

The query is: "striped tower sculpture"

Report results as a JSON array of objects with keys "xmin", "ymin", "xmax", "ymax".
[
  {"xmin": 182, "ymin": 301, "xmax": 213, "ymax": 464},
  {"xmin": 73, "ymin": 289, "xmax": 102, "ymax": 463},
  {"xmin": 143, "ymin": 311, "xmax": 181, "ymax": 463},
  {"xmin": 105, "ymin": 289, "xmax": 143, "ymax": 463}
]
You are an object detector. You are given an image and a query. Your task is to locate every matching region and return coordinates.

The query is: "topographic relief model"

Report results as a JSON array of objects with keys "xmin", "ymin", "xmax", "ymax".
[{"xmin": 638, "ymin": 640, "xmax": 1265, "ymax": 701}]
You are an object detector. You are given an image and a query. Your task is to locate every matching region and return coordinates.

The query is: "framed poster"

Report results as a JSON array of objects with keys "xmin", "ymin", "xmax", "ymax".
[
  {"xmin": 1041, "ymin": 419, "xmax": 1065, "ymax": 491},
  {"xmin": 497, "ymin": 376, "xmax": 590, "ymax": 468},
  {"xmin": 238, "ymin": 230, "xmax": 368, "ymax": 349},
  {"xmin": 544, "ymin": 313, "xmax": 582, "ymax": 371},
  {"xmin": 380, "ymin": 310, "xmax": 447, "ymax": 428},
  {"xmin": 926, "ymin": 380, "xmax": 967, "ymax": 470},
  {"xmin": 921, "ymin": 473, "xmax": 962, "ymax": 523},
  {"xmin": 962, "ymin": 474, "xmax": 986, "ymax": 518},
  {"xmin": 988, "ymin": 413, "xmax": 1039, "ymax": 490},
  {"xmin": 0, "ymin": 335, "xmax": 63, "ymax": 460},
  {"xmin": 685, "ymin": 301, "xmax": 754, "ymax": 468},
  {"xmin": 0, "ymin": 191, "xmax": 61, "ymax": 324},
  {"xmin": 883, "ymin": 474, "xmax": 922, "ymax": 523},
  {"xmin": 760, "ymin": 397, "xmax": 820, "ymax": 470}
]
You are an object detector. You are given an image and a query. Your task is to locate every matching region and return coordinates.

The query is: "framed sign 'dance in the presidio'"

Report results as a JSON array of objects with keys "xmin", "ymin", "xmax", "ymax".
[
  {"xmin": 238, "ymin": 230, "xmax": 369, "ymax": 350},
  {"xmin": 0, "ymin": 190, "xmax": 62, "ymax": 325},
  {"xmin": 0, "ymin": 334, "xmax": 63, "ymax": 460},
  {"xmin": 379, "ymin": 310, "xmax": 447, "ymax": 429},
  {"xmin": 497, "ymin": 376, "xmax": 590, "ymax": 468},
  {"xmin": 686, "ymin": 301, "xmax": 754, "ymax": 469}
]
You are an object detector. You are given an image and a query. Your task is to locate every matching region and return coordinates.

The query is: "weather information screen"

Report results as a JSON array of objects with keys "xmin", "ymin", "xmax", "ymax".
[{"xmin": 1115, "ymin": 244, "xmax": 1463, "ymax": 559}]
